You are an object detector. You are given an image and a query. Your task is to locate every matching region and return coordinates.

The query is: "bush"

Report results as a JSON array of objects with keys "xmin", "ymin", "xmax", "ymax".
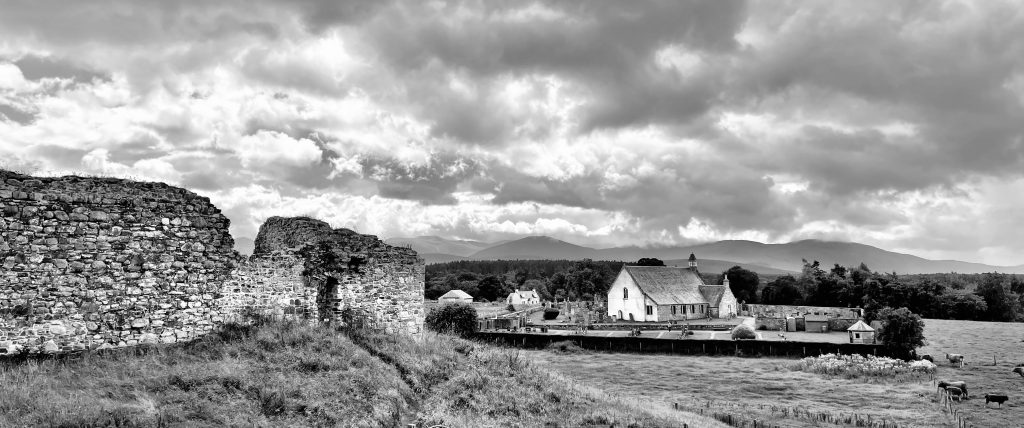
[
  {"xmin": 506, "ymin": 303, "xmax": 515, "ymax": 312},
  {"xmin": 425, "ymin": 304, "xmax": 478, "ymax": 337},
  {"xmin": 731, "ymin": 324, "xmax": 756, "ymax": 340},
  {"xmin": 876, "ymin": 307, "xmax": 926, "ymax": 360},
  {"xmin": 543, "ymin": 308, "xmax": 560, "ymax": 320},
  {"xmin": 546, "ymin": 340, "xmax": 585, "ymax": 354},
  {"xmin": 791, "ymin": 353, "xmax": 936, "ymax": 379}
]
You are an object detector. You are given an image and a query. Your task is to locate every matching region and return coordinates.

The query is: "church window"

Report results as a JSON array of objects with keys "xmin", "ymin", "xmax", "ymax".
[
  {"xmin": 646, "ymin": 305, "xmax": 653, "ymax": 315},
  {"xmin": 671, "ymin": 305, "xmax": 676, "ymax": 315},
  {"xmin": 623, "ymin": 288, "xmax": 628, "ymax": 299}
]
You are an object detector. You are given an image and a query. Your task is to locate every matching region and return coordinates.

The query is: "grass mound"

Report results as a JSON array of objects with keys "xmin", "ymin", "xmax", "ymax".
[{"xmin": 1, "ymin": 318, "xmax": 714, "ymax": 427}]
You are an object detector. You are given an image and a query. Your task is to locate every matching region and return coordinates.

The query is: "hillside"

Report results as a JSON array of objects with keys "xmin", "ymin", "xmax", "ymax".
[
  {"xmin": 385, "ymin": 236, "xmax": 495, "ymax": 257},
  {"xmin": 470, "ymin": 235, "xmax": 603, "ymax": 260},
  {"xmin": 0, "ymin": 319, "xmax": 721, "ymax": 427}
]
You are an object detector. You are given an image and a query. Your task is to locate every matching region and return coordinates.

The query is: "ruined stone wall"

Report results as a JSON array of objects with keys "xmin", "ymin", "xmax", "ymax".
[
  {"xmin": 744, "ymin": 304, "xmax": 862, "ymax": 319},
  {"xmin": 235, "ymin": 216, "xmax": 425, "ymax": 335},
  {"xmin": 0, "ymin": 171, "xmax": 235, "ymax": 354},
  {"xmin": 220, "ymin": 252, "xmax": 317, "ymax": 322}
]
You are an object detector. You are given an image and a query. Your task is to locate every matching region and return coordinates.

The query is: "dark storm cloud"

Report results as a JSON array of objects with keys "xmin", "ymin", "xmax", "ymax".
[
  {"xmin": 14, "ymin": 55, "xmax": 109, "ymax": 83},
  {"xmin": 361, "ymin": 0, "xmax": 747, "ymax": 141},
  {"xmin": 361, "ymin": 154, "xmax": 481, "ymax": 205},
  {"xmin": 0, "ymin": 103, "xmax": 36, "ymax": 125},
  {"xmin": 733, "ymin": 1, "xmax": 1024, "ymax": 194}
]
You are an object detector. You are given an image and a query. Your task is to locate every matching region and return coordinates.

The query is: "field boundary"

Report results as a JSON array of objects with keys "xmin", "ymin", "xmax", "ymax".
[{"xmin": 473, "ymin": 332, "xmax": 892, "ymax": 358}]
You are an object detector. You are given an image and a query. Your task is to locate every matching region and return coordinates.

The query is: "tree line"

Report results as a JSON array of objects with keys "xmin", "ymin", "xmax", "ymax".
[
  {"xmin": 427, "ymin": 258, "xmax": 1024, "ymax": 322},
  {"xmin": 761, "ymin": 260, "xmax": 1024, "ymax": 322}
]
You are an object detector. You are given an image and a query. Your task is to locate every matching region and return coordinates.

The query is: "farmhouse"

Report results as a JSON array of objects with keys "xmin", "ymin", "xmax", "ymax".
[
  {"xmin": 506, "ymin": 289, "xmax": 540, "ymax": 306},
  {"xmin": 439, "ymin": 289, "xmax": 473, "ymax": 304},
  {"xmin": 606, "ymin": 255, "xmax": 738, "ymax": 322}
]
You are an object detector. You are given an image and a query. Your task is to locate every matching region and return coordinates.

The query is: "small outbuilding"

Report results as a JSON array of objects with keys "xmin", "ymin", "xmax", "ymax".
[
  {"xmin": 804, "ymin": 314, "xmax": 830, "ymax": 333},
  {"xmin": 439, "ymin": 289, "xmax": 473, "ymax": 304},
  {"xmin": 847, "ymin": 320, "xmax": 876, "ymax": 344}
]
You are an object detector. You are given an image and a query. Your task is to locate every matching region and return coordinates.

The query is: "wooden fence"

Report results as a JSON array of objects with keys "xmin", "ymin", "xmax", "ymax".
[{"xmin": 471, "ymin": 332, "xmax": 893, "ymax": 358}]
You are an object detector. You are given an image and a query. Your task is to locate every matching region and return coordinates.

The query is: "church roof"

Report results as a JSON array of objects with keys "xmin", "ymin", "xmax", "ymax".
[
  {"xmin": 623, "ymin": 266, "xmax": 708, "ymax": 305},
  {"xmin": 440, "ymin": 289, "xmax": 472, "ymax": 300},
  {"xmin": 699, "ymin": 285, "xmax": 727, "ymax": 306}
]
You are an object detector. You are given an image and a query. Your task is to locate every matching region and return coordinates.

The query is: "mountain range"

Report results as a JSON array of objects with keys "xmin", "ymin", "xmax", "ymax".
[{"xmin": 381, "ymin": 235, "xmax": 1024, "ymax": 275}]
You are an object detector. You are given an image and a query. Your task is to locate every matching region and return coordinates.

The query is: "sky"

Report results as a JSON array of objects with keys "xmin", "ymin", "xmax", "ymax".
[{"xmin": 1, "ymin": 1, "xmax": 1023, "ymax": 265}]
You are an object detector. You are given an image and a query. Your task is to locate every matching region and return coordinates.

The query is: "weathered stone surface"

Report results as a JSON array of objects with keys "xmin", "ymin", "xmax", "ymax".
[
  {"xmin": 1, "ymin": 172, "xmax": 424, "ymax": 355},
  {"xmin": 226, "ymin": 216, "xmax": 424, "ymax": 335},
  {"xmin": 0, "ymin": 170, "xmax": 235, "ymax": 354}
]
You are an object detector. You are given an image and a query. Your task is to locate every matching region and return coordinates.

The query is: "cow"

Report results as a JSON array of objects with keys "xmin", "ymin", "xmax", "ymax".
[
  {"xmin": 946, "ymin": 386, "xmax": 965, "ymax": 401},
  {"xmin": 938, "ymin": 381, "xmax": 968, "ymax": 398},
  {"xmin": 946, "ymin": 353, "xmax": 965, "ymax": 368},
  {"xmin": 985, "ymin": 393, "xmax": 1009, "ymax": 407},
  {"xmin": 920, "ymin": 354, "xmax": 934, "ymax": 363},
  {"xmin": 1013, "ymin": 367, "xmax": 1024, "ymax": 378}
]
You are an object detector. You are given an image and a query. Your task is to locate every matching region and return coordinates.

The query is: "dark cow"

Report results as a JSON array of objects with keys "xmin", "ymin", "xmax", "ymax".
[
  {"xmin": 1013, "ymin": 367, "xmax": 1024, "ymax": 378},
  {"xmin": 938, "ymin": 381, "xmax": 968, "ymax": 398},
  {"xmin": 946, "ymin": 353, "xmax": 965, "ymax": 368},
  {"xmin": 946, "ymin": 386, "xmax": 965, "ymax": 401},
  {"xmin": 985, "ymin": 393, "xmax": 1009, "ymax": 407}
]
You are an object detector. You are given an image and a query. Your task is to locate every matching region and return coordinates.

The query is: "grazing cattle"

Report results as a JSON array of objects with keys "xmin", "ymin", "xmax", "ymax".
[
  {"xmin": 985, "ymin": 393, "xmax": 1009, "ymax": 407},
  {"xmin": 920, "ymin": 354, "xmax": 934, "ymax": 363},
  {"xmin": 946, "ymin": 353, "xmax": 965, "ymax": 368},
  {"xmin": 1013, "ymin": 367, "xmax": 1024, "ymax": 378},
  {"xmin": 938, "ymin": 381, "xmax": 969, "ymax": 398},
  {"xmin": 946, "ymin": 386, "xmax": 965, "ymax": 401}
]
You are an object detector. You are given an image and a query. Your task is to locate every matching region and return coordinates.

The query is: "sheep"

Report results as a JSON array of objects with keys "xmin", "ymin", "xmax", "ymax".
[
  {"xmin": 984, "ymin": 393, "xmax": 1009, "ymax": 407},
  {"xmin": 919, "ymin": 354, "xmax": 934, "ymax": 363},
  {"xmin": 946, "ymin": 386, "xmax": 965, "ymax": 401},
  {"xmin": 1013, "ymin": 367, "xmax": 1024, "ymax": 378},
  {"xmin": 937, "ymin": 381, "xmax": 968, "ymax": 398},
  {"xmin": 946, "ymin": 353, "xmax": 964, "ymax": 368}
]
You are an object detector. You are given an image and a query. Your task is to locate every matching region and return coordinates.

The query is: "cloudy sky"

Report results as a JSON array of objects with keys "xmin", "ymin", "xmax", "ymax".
[{"xmin": 1, "ymin": 1, "xmax": 1023, "ymax": 265}]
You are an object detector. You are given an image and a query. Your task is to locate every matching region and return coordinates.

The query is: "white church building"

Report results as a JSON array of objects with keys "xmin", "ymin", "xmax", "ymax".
[{"xmin": 606, "ymin": 254, "xmax": 739, "ymax": 322}]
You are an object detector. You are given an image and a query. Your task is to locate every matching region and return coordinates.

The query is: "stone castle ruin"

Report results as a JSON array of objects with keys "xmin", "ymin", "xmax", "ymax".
[
  {"xmin": 0, "ymin": 170, "xmax": 424, "ymax": 354},
  {"xmin": 224, "ymin": 216, "xmax": 424, "ymax": 335}
]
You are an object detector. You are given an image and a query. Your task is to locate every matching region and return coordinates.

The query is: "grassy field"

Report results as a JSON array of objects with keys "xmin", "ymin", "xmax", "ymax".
[
  {"xmin": 525, "ymin": 350, "xmax": 945, "ymax": 427},
  {"xmin": 524, "ymin": 318, "xmax": 1024, "ymax": 428},
  {"xmin": 917, "ymin": 318, "xmax": 1024, "ymax": 428},
  {"xmin": 0, "ymin": 318, "xmax": 725, "ymax": 427}
]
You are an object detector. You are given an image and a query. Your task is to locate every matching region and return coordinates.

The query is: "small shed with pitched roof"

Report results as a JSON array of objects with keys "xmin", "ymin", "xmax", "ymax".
[
  {"xmin": 439, "ymin": 289, "xmax": 473, "ymax": 304},
  {"xmin": 847, "ymin": 320, "xmax": 875, "ymax": 344}
]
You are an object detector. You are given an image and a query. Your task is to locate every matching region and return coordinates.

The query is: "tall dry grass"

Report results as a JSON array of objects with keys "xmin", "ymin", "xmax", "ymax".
[{"xmin": 0, "ymin": 318, "xmax": 720, "ymax": 427}]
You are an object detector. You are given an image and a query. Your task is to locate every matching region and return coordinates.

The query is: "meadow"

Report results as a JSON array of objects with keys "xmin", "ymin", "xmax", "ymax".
[
  {"xmin": 524, "ymin": 318, "xmax": 1024, "ymax": 428},
  {"xmin": 917, "ymin": 318, "xmax": 1024, "ymax": 428},
  {"xmin": 0, "ymin": 317, "xmax": 724, "ymax": 427}
]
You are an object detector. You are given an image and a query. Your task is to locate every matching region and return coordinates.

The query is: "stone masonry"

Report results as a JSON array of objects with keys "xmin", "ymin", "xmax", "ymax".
[
  {"xmin": 0, "ymin": 171, "xmax": 425, "ymax": 355},
  {"xmin": 223, "ymin": 216, "xmax": 424, "ymax": 335},
  {"xmin": 0, "ymin": 170, "xmax": 236, "ymax": 354}
]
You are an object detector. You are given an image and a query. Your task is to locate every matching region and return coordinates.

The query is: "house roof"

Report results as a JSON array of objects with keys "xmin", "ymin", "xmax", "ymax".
[
  {"xmin": 509, "ymin": 289, "xmax": 538, "ymax": 299},
  {"xmin": 699, "ymin": 285, "xmax": 727, "ymax": 306},
  {"xmin": 847, "ymin": 320, "xmax": 875, "ymax": 331},
  {"xmin": 623, "ymin": 266, "xmax": 708, "ymax": 305},
  {"xmin": 440, "ymin": 289, "xmax": 472, "ymax": 300},
  {"xmin": 804, "ymin": 314, "xmax": 830, "ymax": 322}
]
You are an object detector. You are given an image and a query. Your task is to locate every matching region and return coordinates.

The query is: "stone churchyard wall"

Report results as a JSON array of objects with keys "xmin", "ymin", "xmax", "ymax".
[
  {"xmin": 225, "ymin": 216, "xmax": 424, "ymax": 335},
  {"xmin": 0, "ymin": 171, "xmax": 236, "ymax": 354},
  {"xmin": 744, "ymin": 304, "xmax": 862, "ymax": 319}
]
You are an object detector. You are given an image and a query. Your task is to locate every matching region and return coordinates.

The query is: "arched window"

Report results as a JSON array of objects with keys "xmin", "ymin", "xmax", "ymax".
[{"xmin": 623, "ymin": 287, "xmax": 628, "ymax": 299}]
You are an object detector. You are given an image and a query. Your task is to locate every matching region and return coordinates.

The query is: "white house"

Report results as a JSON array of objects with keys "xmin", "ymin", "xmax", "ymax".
[
  {"xmin": 506, "ymin": 289, "xmax": 540, "ymax": 306},
  {"xmin": 439, "ymin": 289, "xmax": 473, "ymax": 304},
  {"xmin": 606, "ymin": 255, "xmax": 738, "ymax": 322}
]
